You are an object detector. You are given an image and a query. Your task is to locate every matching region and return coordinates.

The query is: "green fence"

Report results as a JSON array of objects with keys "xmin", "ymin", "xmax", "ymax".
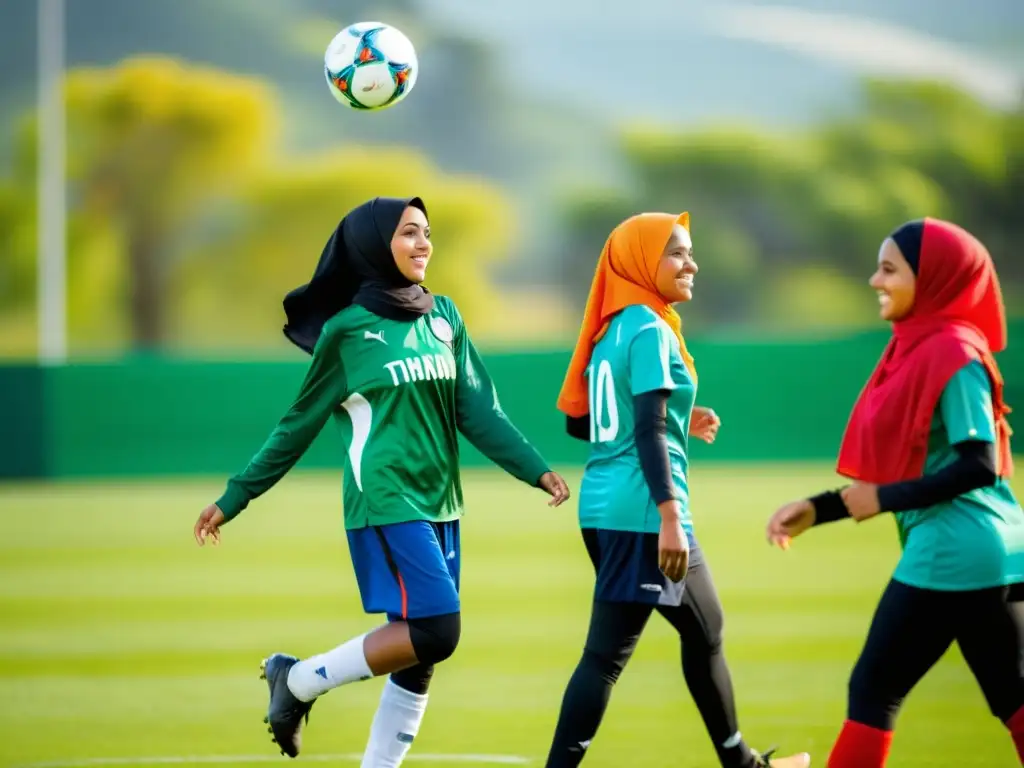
[{"xmin": 3, "ymin": 324, "xmax": 1023, "ymax": 479}]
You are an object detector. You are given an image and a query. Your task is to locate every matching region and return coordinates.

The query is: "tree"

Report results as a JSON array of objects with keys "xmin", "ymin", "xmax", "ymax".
[
  {"xmin": 559, "ymin": 78, "xmax": 1022, "ymax": 332},
  {"xmin": 62, "ymin": 57, "xmax": 273, "ymax": 348},
  {"xmin": 0, "ymin": 56, "xmax": 517, "ymax": 357}
]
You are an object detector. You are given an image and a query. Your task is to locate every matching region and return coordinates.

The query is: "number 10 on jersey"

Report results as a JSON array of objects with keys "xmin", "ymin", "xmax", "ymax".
[{"xmin": 589, "ymin": 359, "xmax": 619, "ymax": 443}]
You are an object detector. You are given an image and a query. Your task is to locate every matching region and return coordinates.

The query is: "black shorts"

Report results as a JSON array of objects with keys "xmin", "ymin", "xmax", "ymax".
[{"xmin": 582, "ymin": 527, "xmax": 702, "ymax": 607}]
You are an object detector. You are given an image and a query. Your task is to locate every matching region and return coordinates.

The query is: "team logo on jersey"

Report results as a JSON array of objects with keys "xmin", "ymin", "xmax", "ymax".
[{"xmin": 430, "ymin": 316, "xmax": 454, "ymax": 348}]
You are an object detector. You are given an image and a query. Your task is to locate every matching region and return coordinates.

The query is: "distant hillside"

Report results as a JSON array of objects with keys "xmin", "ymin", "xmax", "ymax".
[{"xmin": 422, "ymin": 0, "xmax": 1023, "ymax": 125}]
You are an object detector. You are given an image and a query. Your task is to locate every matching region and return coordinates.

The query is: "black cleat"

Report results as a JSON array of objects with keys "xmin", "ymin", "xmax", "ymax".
[{"xmin": 259, "ymin": 653, "xmax": 315, "ymax": 758}]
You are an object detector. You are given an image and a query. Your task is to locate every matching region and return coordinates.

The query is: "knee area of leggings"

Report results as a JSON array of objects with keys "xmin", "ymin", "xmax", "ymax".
[
  {"xmin": 703, "ymin": 619, "xmax": 724, "ymax": 654},
  {"xmin": 847, "ymin": 671, "xmax": 900, "ymax": 731},
  {"xmin": 682, "ymin": 614, "xmax": 723, "ymax": 655},
  {"xmin": 686, "ymin": 635, "xmax": 723, "ymax": 659},
  {"xmin": 408, "ymin": 612, "xmax": 462, "ymax": 665},
  {"xmin": 847, "ymin": 664, "xmax": 879, "ymax": 702},
  {"xmin": 581, "ymin": 645, "xmax": 628, "ymax": 684}
]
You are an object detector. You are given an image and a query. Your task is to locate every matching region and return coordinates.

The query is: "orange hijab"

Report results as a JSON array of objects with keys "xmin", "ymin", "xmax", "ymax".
[{"xmin": 557, "ymin": 212, "xmax": 695, "ymax": 419}]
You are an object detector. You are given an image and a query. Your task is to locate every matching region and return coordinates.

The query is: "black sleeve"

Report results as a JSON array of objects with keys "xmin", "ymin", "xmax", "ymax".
[
  {"xmin": 876, "ymin": 440, "xmax": 997, "ymax": 513},
  {"xmin": 809, "ymin": 489, "xmax": 851, "ymax": 526},
  {"xmin": 566, "ymin": 415, "xmax": 590, "ymax": 442},
  {"xmin": 634, "ymin": 389, "xmax": 675, "ymax": 506}
]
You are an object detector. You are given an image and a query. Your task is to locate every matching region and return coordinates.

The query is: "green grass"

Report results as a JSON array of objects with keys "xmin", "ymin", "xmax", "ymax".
[{"xmin": 1, "ymin": 464, "xmax": 1020, "ymax": 767}]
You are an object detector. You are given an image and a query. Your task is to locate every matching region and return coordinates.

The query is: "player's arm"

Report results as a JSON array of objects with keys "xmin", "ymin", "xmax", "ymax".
[
  {"xmin": 793, "ymin": 443, "xmax": 994, "ymax": 533},
  {"xmin": 629, "ymin": 323, "xmax": 680, "ymax": 508},
  {"xmin": 452, "ymin": 322, "xmax": 550, "ymax": 487},
  {"xmin": 214, "ymin": 328, "xmax": 349, "ymax": 522},
  {"xmin": 778, "ymin": 364, "xmax": 1000, "ymax": 538},
  {"xmin": 629, "ymin": 323, "xmax": 687, "ymax": 580},
  {"xmin": 772, "ymin": 439, "xmax": 996, "ymax": 533},
  {"xmin": 634, "ymin": 390, "xmax": 675, "ymax": 503},
  {"xmin": 875, "ymin": 363, "xmax": 998, "ymax": 512}
]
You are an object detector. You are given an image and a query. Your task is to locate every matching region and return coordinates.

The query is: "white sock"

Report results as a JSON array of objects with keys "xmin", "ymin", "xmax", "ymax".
[
  {"xmin": 360, "ymin": 679, "xmax": 429, "ymax": 768},
  {"xmin": 286, "ymin": 632, "xmax": 374, "ymax": 702}
]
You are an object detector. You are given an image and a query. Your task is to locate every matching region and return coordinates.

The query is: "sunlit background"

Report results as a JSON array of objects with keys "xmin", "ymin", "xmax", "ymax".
[{"xmin": 1, "ymin": 1, "xmax": 1023, "ymax": 766}]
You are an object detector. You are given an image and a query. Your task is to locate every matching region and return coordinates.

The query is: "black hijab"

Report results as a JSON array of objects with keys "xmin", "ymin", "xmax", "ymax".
[
  {"xmin": 889, "ymin": 220, "xmax": 924, "ymax": 276},
  {"xmin": 282, "ymin": 196, "xmax": 435, "ymax": 353}
]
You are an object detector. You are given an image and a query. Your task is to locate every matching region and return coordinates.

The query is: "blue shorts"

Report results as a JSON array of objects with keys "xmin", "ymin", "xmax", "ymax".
[
  {"xmin": 582, "ymin": 527, "xmax": 702, "ymax": 607},
  {"xmin": 347, "ymin": 519, "xmax": 461, "ymax": 620}
]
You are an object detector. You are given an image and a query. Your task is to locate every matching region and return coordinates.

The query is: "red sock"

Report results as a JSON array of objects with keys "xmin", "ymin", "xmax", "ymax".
[
  {"xmin": 1008, "ymin": 706, "xmax": 1024, "ymax": 764},
  {"xmin": 827, "ymin": 720, "xmax": 893, "ymax": 768}
]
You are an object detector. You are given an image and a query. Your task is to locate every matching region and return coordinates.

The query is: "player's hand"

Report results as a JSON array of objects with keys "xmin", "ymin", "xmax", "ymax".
[
  {"xmin": 194, "ymin": 503, "xmax": 225, "ymax": 546},
  {"xmin": 841, "ymin": 482, "xmax": 881, "ymax": 522},
  {"xmin": 690, "ymin": 406, "xmax": 721, "ymax": 444},
  {"xmin": 657, "ymin": 502, "xmax": 689, "ymax": 582},
  {"xmin": 766, "ymin": 499, "xmax": 815, "ymax": 550},
  {"xmin": 539, "ymin": 471, "xmax": 571, "ymax": 507}
]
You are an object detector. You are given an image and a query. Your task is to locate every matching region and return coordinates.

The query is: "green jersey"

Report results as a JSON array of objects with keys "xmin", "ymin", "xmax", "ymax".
[
  {"xmin": 893, "ymin": 361, "xmax": 1024, "ymax": 591},
  {"xmin": 216, "ymin": 296, "xmax": 550, "ymax": 529}
]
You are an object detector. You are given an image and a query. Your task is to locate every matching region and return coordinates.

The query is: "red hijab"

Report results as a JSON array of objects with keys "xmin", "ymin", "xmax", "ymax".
[{"xmin": 836, "ymin": 218, "xmax": 1013, "ymax": 484}]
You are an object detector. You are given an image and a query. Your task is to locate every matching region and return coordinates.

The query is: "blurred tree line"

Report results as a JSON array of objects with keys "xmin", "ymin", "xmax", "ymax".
[
  {"xmin": 0, "ymin": 56, "xmax": 1020, "ymax": 358},
  {"xmin": 562, "ymin": 80, "xmax": 1023, "ymax": 334},
  {"xmin": 0, "ymin": 57, "xmax": 514, "ymax": 357}
]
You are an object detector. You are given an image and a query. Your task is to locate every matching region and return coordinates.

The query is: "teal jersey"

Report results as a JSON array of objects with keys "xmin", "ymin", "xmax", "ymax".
[
  {"xmin": 216, "ymin": 296, "xmax": 550, "ymax": 530},
  {"xmin": 893, "ymin": 361, "xmax": 1024, "ymax": 591},
  {"xmin": 577, "ymin": 305, "xmax": 697, "ymax": 535}
]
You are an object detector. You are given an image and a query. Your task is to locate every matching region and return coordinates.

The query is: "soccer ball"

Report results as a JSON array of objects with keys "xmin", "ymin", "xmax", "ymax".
[{"xmin": 324, "ymin": 22, "xmax": 418, "ymax": 111}]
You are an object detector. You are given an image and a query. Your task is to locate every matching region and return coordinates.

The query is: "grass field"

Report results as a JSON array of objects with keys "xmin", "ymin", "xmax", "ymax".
[{"xmin": 1, "ymin": 464, "xmax": 1020, "ymax": 768}]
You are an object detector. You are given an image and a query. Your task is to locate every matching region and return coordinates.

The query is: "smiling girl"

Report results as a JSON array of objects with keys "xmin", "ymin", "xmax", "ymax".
[
  {"xmin": 192, "ymin": 196, "xmax": 570, "ymax": 763},
  {"xmin": 767, "ymin": 218, "xmax": 1024, "ymax": 767},
  {"xmin": 547, "ymin": 212, "xmax": 809, "ymax": 768}
]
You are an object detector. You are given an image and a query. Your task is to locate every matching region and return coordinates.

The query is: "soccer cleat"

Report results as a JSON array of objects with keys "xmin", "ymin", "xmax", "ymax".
[
  {"xmin": 753, "ymin": 747, "xmax": 811, "ymax": 768},
  {"xmin": 259, "ymin": 653, "xmax": 315, "ymax": 758}
]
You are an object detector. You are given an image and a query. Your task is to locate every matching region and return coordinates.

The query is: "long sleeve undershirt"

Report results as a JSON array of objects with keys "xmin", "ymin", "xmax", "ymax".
[{"xmin": 811, "ymin": 440, "xmax": 998, "ymax": 524}]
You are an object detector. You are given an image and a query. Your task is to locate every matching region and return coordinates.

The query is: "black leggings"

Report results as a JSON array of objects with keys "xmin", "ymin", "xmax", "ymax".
[
  {"xmin": 545, "ymin": 562, "xmax": 755, "ymax": 768},
  {"xmin": 849, "ymin": 579, "xmax": 1024, "ymax": 730}
]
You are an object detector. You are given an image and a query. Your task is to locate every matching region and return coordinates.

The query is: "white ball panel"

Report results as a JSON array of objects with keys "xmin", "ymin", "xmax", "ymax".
[
  {"xmin": 374, "ymin": 26, "xmax": 416, "ymax": 66},
  {"xmin": 350, "ymin": 63, "xmax": 398, "ymax": 108},
  {"xmin": 325, "ymin": 29, "xmax": 359, "ymax": 72}
]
